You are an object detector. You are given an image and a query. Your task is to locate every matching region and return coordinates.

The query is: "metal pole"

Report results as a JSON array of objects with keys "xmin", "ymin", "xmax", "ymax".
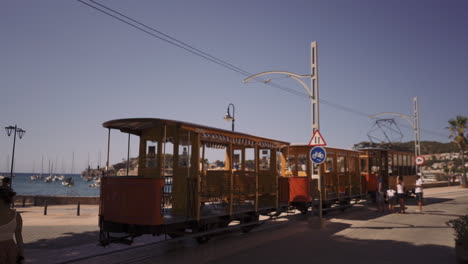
[
  {"xmin": 126, "ymin": 133, "xmax": 130, "ymax": 176},
  {"xmin": 413, "ymin": 97, "xmax": 421, "ymax": 174},
  {"xmin": 106, "ymin": 128, "xmax": 111, "ymax": 174},
  {"xmin": 10, "ymin": 125, "xmax": 18, "ymax": 185},
  {"xmin": 311, "ymin": 42, "xmax": 322, "ymax": 220},
  {"xmin": 230, "ymin": 104, "xmax": 235, "ymax": 132}
]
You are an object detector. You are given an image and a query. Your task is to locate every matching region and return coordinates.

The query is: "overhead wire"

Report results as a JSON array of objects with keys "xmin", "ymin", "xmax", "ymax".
[{"xmin": 77, "ymin": 0, "xmax": 448, "ymax": 140}]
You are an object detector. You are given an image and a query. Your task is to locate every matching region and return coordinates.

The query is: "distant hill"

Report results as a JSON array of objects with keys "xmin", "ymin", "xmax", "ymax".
[{"xmin": 353, "ymin": 141, "xmax": 459, "ymax": 154}]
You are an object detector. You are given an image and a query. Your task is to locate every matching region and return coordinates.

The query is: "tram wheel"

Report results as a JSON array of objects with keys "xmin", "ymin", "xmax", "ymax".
[
  {"xmin": 241, "ymin": 215, "xmax": 260, "ymax": 233},
  {"xmin": 99, "ymin": 229, "xmax": 110, "ymax": 247}
]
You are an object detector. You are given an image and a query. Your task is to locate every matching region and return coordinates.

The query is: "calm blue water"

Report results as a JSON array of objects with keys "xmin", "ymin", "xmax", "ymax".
[{"xmin": 1, "ymin": 173, "xmax": 99, "ymax": 197}]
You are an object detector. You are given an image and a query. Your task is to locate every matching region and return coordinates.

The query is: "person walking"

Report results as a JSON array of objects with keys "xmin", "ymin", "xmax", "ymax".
[
  {"xmin": 396, "ymin": 176, "xmax": 406, "ymax": 214},
  {"xmin": 376, "ymin": 175, "xmax": 385, "ymax": 212},
  {"xmin": 0, "ymin": 186, "xmax": 24, "ymax": 264},
  {"xmin": 415, "ymin": 174, "xmax": 424, "ymax": 213}
]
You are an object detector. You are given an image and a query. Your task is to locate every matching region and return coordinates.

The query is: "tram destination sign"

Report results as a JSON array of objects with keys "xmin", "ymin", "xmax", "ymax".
[
  {"xmin": 415, "ymin": 156, "xmax": 425, "ymax": 166},
  {"xmin": 310, "ymin": 146, "xmax": 327, "ymax": 164}
]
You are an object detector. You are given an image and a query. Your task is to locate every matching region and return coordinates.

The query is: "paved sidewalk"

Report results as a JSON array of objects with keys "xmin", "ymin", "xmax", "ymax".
[{"xmin": 19, "ymin": 186, "xmax": 468, "ymax": 263}]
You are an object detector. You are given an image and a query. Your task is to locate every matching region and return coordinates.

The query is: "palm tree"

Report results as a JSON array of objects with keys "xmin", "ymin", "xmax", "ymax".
[{"xmin": 447, "ymin": 116, "xmax": 468, "ymax": 187}]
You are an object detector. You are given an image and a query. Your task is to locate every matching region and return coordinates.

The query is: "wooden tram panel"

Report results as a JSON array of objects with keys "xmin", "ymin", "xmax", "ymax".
[{"xmin": 100, "ymin": 118, "xmax": 289, "ymax": 241}]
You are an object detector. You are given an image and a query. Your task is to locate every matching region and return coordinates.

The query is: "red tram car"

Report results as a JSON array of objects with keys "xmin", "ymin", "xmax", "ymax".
[{"xmin": 279, "ymin": 145, "xmax": 364, "ymax": 213}]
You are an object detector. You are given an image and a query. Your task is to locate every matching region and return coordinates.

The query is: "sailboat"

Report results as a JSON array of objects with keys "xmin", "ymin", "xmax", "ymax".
[
  {"xmin": 31, "ymin": 157, "xmax": 44, "ymax": 181},
  {"xmin": 62, "ymin": 153, "xmax": 75, "ymax": 187}
]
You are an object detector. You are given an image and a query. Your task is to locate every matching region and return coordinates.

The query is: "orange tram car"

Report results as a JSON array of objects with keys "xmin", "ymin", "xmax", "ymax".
[{"xmin": 98, "ymin": 118, "xmax": 416, "ymax": 245}]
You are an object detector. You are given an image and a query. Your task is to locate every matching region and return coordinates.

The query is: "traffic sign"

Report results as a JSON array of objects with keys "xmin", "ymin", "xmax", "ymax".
[
  {"xmin": 308, "ymin": 130, "xmax": 327, "ymax": 146},
  {"xmin": 415, "ymin": 156, "xmax": 425, "ymax": 166},
  {"xmin": 310, "ymin": 146, "xmax": 327, "ymax": 164}
]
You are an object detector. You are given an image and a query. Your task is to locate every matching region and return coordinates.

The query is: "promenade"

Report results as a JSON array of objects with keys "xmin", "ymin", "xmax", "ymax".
[{"xmin": 19, "ymin": 186, "xmax": 468, "ymax": 264}]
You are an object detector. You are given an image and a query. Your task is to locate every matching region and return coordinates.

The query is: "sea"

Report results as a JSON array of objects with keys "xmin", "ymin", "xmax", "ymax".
[{"xmin": 1, "ymin": 173, "xmax": 99, "ymax": 197}]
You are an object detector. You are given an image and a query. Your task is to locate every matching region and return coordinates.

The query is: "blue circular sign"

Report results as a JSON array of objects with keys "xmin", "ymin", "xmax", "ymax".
[{"xmin": 310, "ymin": 146, "xmax": 327, "ymax": 164}]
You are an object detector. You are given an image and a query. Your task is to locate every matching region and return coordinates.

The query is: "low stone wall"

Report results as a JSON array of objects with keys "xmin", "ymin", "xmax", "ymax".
[
  {"xmin": 422, "ymin": 181, "xmax": 460, "ymax": 188},
  {"xmin": 14, "ymin": 195, "xmax": 99, "ymax": 206}
]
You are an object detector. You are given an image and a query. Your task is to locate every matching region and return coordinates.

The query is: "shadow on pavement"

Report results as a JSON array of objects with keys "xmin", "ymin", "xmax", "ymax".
[
  {"xmin": 196, "ymin": 222, "xmax": 455, "ymax": 264},
  {"xmin": 24, "ymin": 230, "xmax": 99, "ymax": 250}
]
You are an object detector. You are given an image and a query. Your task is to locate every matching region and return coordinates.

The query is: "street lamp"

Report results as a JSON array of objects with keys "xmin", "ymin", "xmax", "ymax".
[
  {"xmin": 243, "ymin": 42, "xmax": 324, "ymax": 219},
  {"xmin": 5, "ymin": 125, "xmax": 26, "ymax": 187},
  {"xmin": 224, "ymin": 103, "xmax": 235, "ymax": 132}
]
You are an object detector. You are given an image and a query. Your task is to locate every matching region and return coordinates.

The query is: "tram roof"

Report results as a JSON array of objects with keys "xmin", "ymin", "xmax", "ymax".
[{"xmin": 103, "ymin": 118, "xmax": 289, "ymax": 147}]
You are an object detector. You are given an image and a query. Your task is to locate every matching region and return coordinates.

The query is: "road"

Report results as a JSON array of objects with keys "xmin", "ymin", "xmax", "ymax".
[{"xmin": 21, "ymin": 186, "xmax": 468, "ymax": 264}]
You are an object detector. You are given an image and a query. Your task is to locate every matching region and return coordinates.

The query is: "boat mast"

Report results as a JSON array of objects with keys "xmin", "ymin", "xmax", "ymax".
[{"xmin": 71, "ymin": 152, "xmax": 75, "ymax": 175}]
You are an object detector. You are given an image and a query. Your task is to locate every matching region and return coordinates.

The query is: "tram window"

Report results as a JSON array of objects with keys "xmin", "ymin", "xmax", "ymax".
[
  {"xmin": 276, "ymin": 150, "xmax": 282, "ymax": 173},
  {"xmin": 178, "ymin": 133, "xmax": 191, "ymax": 168},
  {"xmin": 163, "ymin": 140, "xmax": 174, "ymax": 177},
  {"xmin": 347, "ymin": 156, "xmax": 355, "ymax": 173},
  {"xmin": 370, "ymin": 157, "xmax": 380, "ymax": 174},
  {"xmin": 360, "ymin": 158, "xmax": 367, "ymax": 173},
  {"xmin": 287, "ymin": 155, "xmax": 296, "ymax": 174},
  {"xmin": 259, "ymin": 149, "xmax": 271, "ymax": 170},
  {"xmin": 325, "ymin": 157, "xmax": 334, "ymax": 173},
  {"xmin": 337, "ymin": 156, "xmax": 345, "ymax": 173},
  {"xmin": 245, "ymin": 148, "xmax": 255, "ymax": 171},
  {"xmin": 388, "ymin": 154, "xmax": 393, "ymax": 175},
  {"xmin": 298, "ymin": 154, "xmax": 307, "ymax": 173},
  {"xmin": 233, "ymin": 149, "xmax": 242, "ymax": 170},
  {"xmin": 145, "ymin": 141, "xmax": 158, "ymax": 168},
  {"xmin": 204, "ymin": 144, "xmax": 226, "ymax": 171}
]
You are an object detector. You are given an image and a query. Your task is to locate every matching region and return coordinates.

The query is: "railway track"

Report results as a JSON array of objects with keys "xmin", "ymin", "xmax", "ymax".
[{"xmin": 60, "ymin": 212, "xmax": 305, "ymax": 264}]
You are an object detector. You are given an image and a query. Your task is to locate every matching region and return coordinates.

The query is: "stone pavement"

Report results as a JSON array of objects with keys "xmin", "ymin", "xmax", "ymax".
[{"xmin": 18, "ymin": 186, "xmax": 468, "ymax": 263}]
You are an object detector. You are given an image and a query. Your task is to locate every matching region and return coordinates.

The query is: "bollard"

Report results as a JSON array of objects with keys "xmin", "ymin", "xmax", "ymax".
[
  {"xmin": 44, "ymin": 201, "xmax": 48, "ymax": 215},
  {"xmin": 22, "ymin": 197, "xmax": 26, "ymax": 207},
  {"xmin": 77, "ymin": 201, "xmax": 81, "ymax": 216}
]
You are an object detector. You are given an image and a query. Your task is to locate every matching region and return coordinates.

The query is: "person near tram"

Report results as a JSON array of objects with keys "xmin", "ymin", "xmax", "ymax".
[
  {"xmin": 376, "ymin": 175, "xmax": 386, "ymax": 212},
  {"xmin": 415, "ymin": 175, "xmax": 424, "ymax": 213},
  {"xmin": 0, "ymin": 186, "xmax": 25, "ymax": 264},
  {"xmin": 396, "ymin": 176, "xmax": 406, "ymax": 214},
  {"xmin": 386, "ymin": 187, "xmax": 396, "ymax": 213}
]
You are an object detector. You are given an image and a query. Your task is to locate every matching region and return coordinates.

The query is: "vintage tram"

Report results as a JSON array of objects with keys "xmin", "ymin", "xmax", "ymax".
[
  {"xmin": 99, "ymin": 118, "xmax": 289, "ymax": 244},
  {"xmin": 358, "ymin": 148, "xmax": 417, "ymax": 196},
  {"xmin": 279, "ymin": 145, "xmax": 364, "ymax": 213}
]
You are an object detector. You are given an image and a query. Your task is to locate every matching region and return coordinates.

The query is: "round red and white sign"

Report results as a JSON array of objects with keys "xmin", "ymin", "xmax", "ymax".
[{"xmin": 415, "ymin": 156, "xmax": 425, "ymax": 166}]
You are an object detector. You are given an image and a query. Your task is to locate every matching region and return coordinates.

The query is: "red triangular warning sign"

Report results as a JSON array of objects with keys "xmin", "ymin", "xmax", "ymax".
[{"xmin": 308, "ymin": 130, "xmax": 327, "ymax": 146}]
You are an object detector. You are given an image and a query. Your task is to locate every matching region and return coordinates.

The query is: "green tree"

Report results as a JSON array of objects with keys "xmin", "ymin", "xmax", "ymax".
[{"xmin": 447, "ymin": 116, "xmax": 468, "ymax": 187}]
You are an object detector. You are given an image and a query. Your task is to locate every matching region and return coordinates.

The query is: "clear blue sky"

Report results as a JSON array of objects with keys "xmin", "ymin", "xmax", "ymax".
[{"xmin": 1, "ymin": 0, "xmax": 467, "ymax": 173}]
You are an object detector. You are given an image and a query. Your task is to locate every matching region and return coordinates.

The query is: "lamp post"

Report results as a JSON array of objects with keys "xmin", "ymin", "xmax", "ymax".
[
  {"xmin": 243, "ymin": 42, "xmax": 323, "ymax": 219},
  {"xmin": 224, "ymin": 103, "xmax": 235, "ymax": 132},
  {"xmin": 5, "ymin": 125, "xmax": 26, "ymax": 187}
]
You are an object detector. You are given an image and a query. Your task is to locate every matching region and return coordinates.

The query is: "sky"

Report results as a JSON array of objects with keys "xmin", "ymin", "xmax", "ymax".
[{"xmin": 1, "ymin": 0, "xmax": 467, "ymax": 173}]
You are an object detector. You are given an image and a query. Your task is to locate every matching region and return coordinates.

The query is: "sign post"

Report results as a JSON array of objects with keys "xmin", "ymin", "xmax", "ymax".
[
  {"xmin": 415, "ymin": 156, "xmax": 425, "ymax": 166},
  {"xmin": 309, "ymin": 130, "xmax": 327, "ymax": 220}
]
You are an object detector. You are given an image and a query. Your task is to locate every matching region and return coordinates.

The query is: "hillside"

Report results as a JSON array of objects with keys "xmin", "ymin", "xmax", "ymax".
[{"xmin": 353, "ymin": 141, "xmax": 460, "ymax": 154}]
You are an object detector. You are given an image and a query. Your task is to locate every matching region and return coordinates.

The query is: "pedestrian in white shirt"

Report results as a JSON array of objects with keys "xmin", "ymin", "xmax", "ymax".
[
  {"xmin": 386, "ymin": 188, "xmax": 396, "ymax": 213},
  {"xmin": 396, "ymin": 176, "xmax": 406, "ymax": 214},
  {"xmin": 415, "ymin": 175, "xmax": 423, "ymax": 213}
]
